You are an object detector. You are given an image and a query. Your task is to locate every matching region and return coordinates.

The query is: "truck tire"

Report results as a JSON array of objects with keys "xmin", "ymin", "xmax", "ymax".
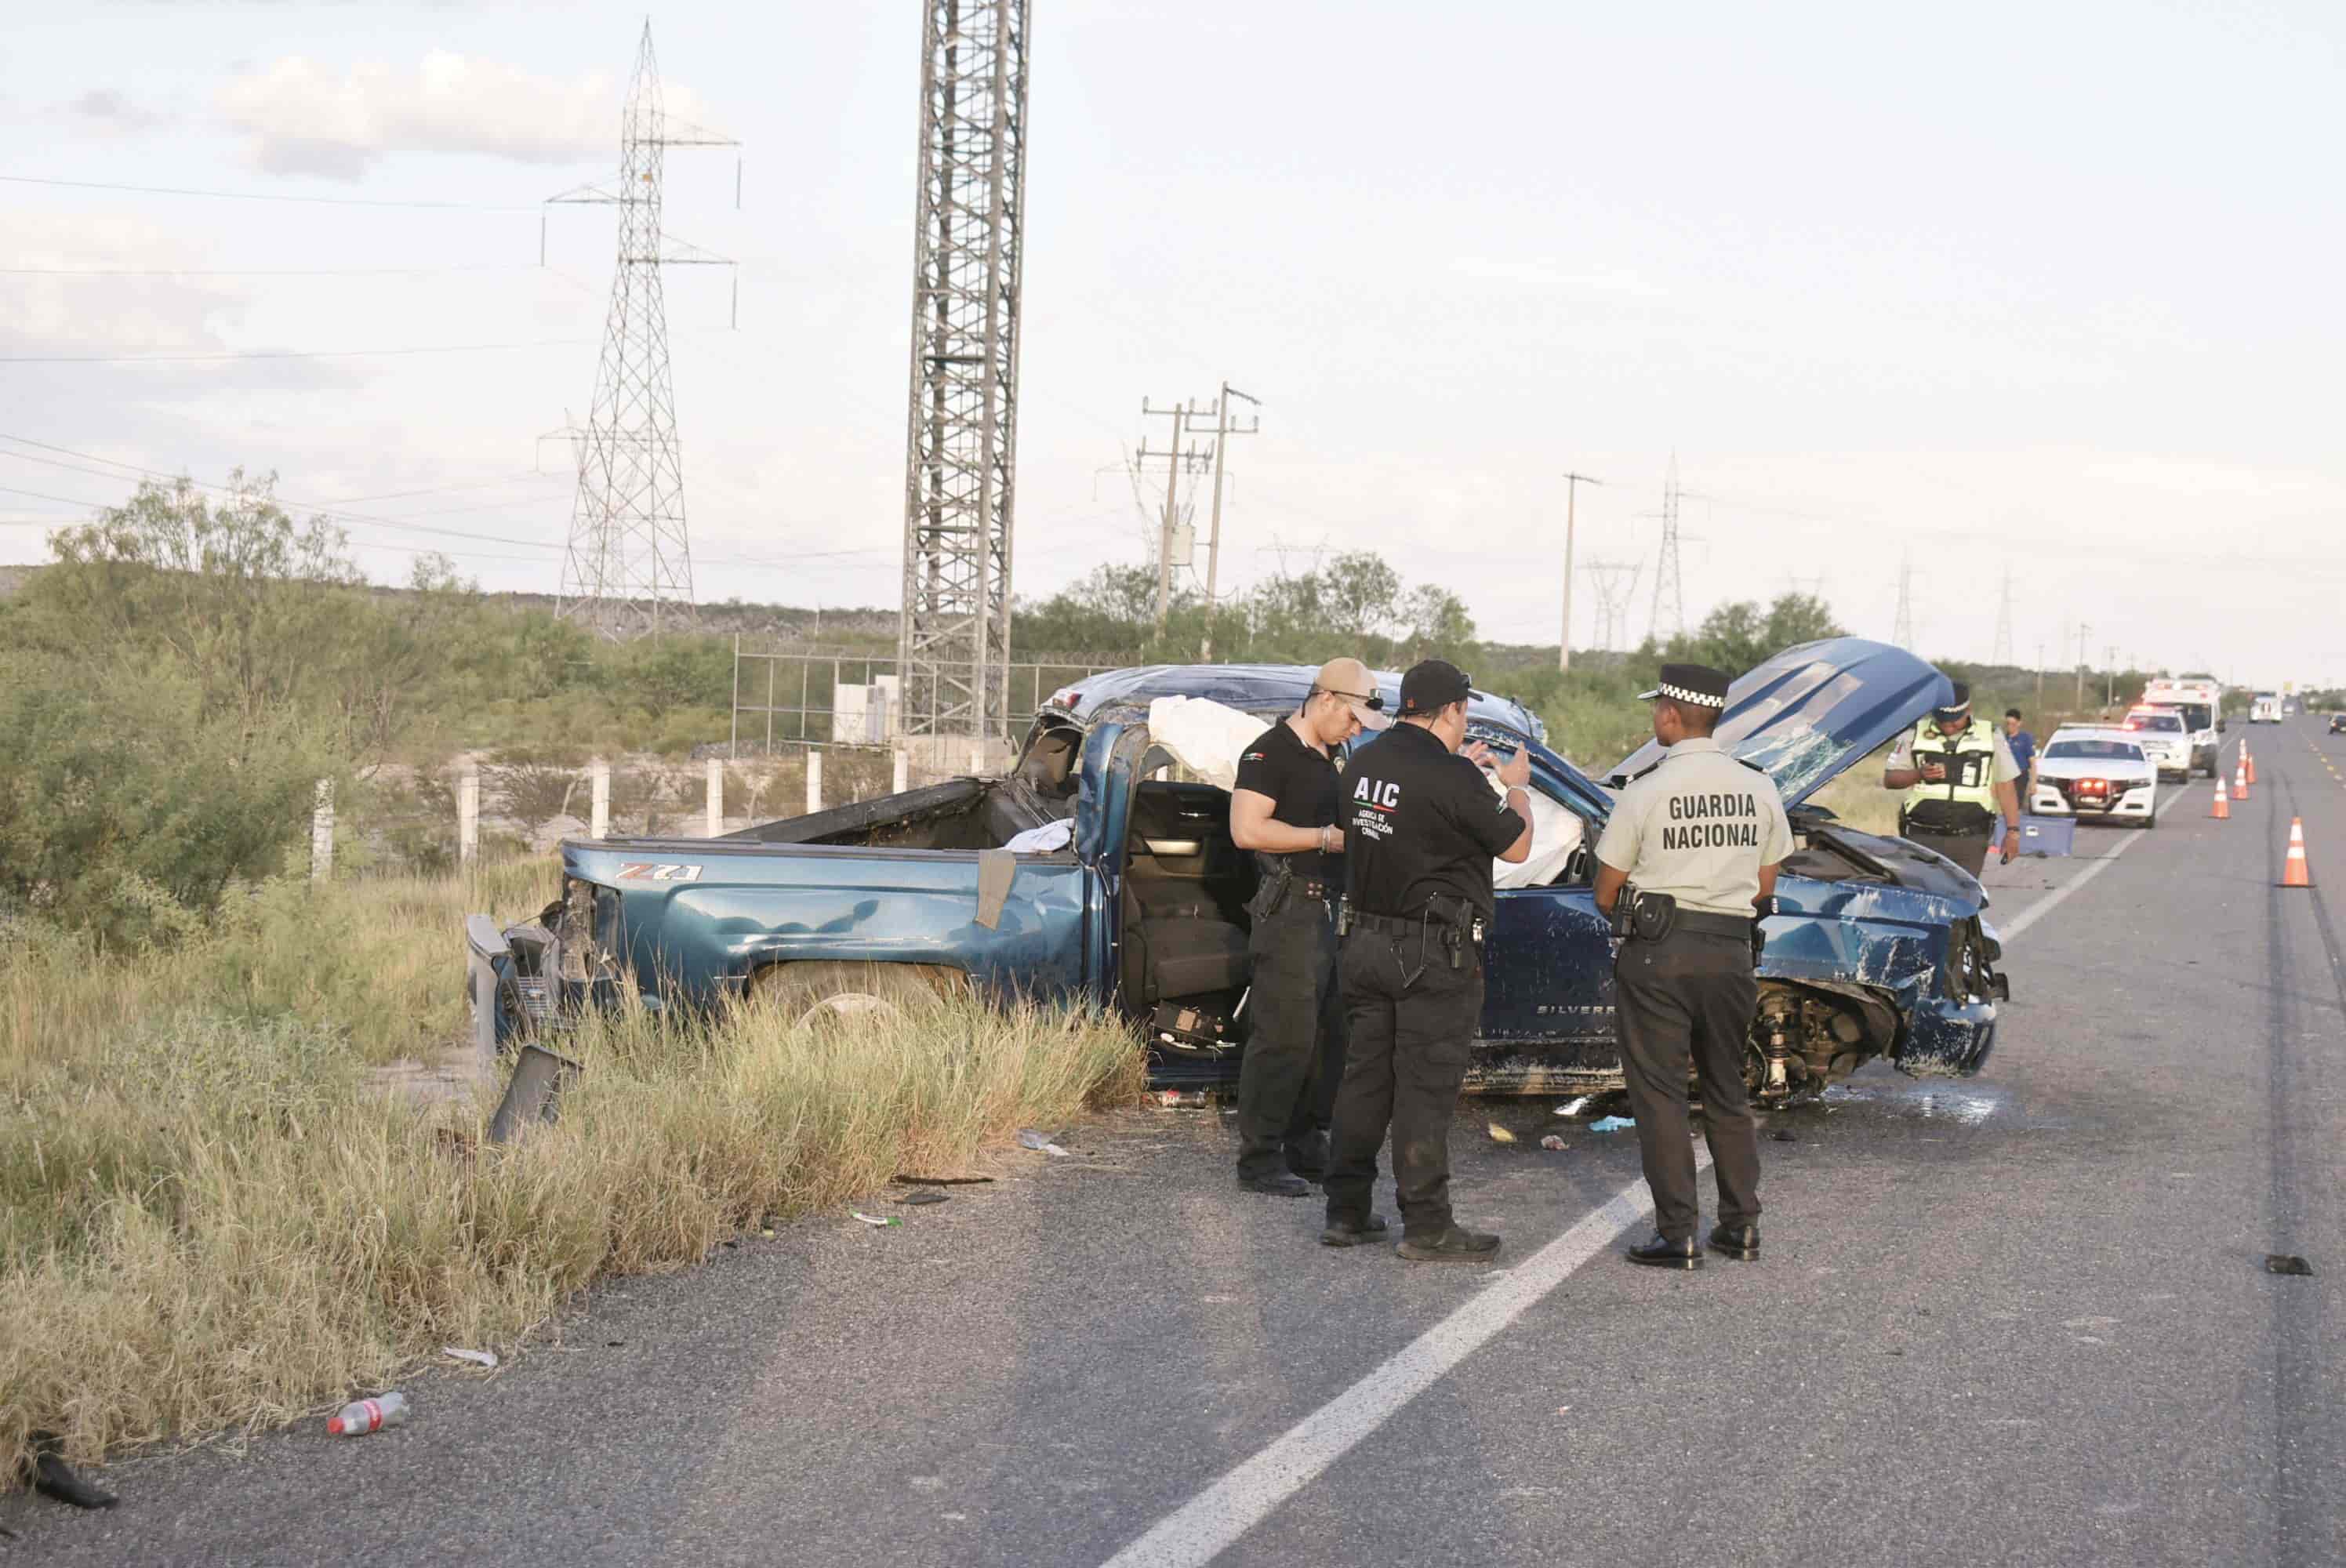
[{"xmin": 743, "ymin": 960, "xmax": 969, "ymax": 1028}]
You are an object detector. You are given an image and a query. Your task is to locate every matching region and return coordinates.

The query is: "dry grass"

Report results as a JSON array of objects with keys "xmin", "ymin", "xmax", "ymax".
[
  {"xmin": 0, "ymin": 869, "xmax": 1145, "ymax": 1489},
  {"xmin": 1807, "ymin": 743, "xmax": 1903, "ymax": 836}
]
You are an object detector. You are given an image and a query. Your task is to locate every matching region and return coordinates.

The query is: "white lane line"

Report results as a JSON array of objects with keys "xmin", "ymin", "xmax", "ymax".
[
  {"xmin": 1107, "ymin": 789, "xmax": 2189, "ymax": 1568},
  {"xmin": 1996, "ymin": 782, "xmax": 2190, "ymax": 942},
  {"xmin": 1099, "ymin": 1149, "xmax": 1709, "ymax": 1568}
]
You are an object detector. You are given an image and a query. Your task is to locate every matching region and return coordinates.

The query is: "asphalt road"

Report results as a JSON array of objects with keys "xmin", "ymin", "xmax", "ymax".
[{"xmin": 9, "ymin": 725, "xmax": 2342, "ymax": 1566}]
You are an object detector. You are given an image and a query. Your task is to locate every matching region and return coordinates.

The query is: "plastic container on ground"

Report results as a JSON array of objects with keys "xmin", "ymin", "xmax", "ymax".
[{"xmin": 327, "ymin": 1392, "xmax": 411, "ymax": 1436}]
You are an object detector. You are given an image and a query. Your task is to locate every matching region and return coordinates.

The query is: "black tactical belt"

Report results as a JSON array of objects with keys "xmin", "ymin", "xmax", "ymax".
[
  {"xmin": 1662, "ymin": 909, "xmax": 1755, "ymax": 939},
  {"xmin": 1349, "ymin": 909, "xmax": 1426, "ymax": 936}
]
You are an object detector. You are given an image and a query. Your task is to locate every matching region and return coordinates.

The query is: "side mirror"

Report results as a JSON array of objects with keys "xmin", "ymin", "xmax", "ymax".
[{"xmin": 2217, "ymin": 719, "xmax": 2228, "ymax": 732}]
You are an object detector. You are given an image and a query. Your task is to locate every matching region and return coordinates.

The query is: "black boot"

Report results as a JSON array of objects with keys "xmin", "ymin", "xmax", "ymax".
[
  {"xmin": 1709, "ymin": 1221, "xmax": 1760, "ymax": 1261},
  {"xmin": 1394, "ymin": 1225, "xmax": 1502, "ymax": 1264},
  {"xmin": 1285, "ymin": 1130, "xmax": 1330, "ymax": 1179},
  {"xmin": 1239, "ymin": 1171, "xmax": 1310, "ymax": 1197},
  {"xmin": 1319, "ymin": 1213, "xmax": 1389, "ymax": 1247},
  {"xmin": 1625, "ymin": 1233, "xmax": 1704, "ymax": 1269}
]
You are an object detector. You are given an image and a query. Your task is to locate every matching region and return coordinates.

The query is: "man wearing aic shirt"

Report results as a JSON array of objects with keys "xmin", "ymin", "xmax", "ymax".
[
  {"xmin": 1594, "ymin": 662, "xmax": 1792, "ymax": 1270},
  {"xmin": 1227, "ymin": 657, "xmax": 1391, "ymax": 1196},
  {"xmin": 1320, "ymin": 659, "xmax": 1532, "ymax": 1262}
]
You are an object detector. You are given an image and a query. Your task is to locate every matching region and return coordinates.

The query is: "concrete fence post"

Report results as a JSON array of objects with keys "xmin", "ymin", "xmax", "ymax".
[
  {"xmin": 590, "ymin": 760, "xmax": 611, "ymax": 840},
  {"xmin": 706, "ymin": 757, "xmax": 724, "ymax": 837},
  {"xmin": 806, "ymin": 748, "xmax": 824, "ymax": 815},
  {"xmin": 310, "ymin": 778, "xmax": 334, "ymax": 884},
  {"xmin": 892, "ymin": 748, "xmax": 910, "ymax": 795},
  {"xmin": 458, "ymin": 768, "xmax": 480, "ymax": 865}
]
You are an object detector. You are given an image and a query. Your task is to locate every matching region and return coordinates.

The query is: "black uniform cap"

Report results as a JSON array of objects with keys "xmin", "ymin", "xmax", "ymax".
[
  {"xmin": 1636, "ymin": 662, "xmax": 1732, "ymax": 709},
  {"xmin": 1933, "ymin": 680, "xmax": 1973, "ymax": 724},
  {"xmin": 1397, "ymin": 659, "xmax": 1473, "ymax": 716}
]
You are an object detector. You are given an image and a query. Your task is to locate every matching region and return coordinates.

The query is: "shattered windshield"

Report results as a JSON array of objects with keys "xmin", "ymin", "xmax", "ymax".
[{"xmin": 1718, "ymin": 668, "xmax": 1870, "ymax": 804}]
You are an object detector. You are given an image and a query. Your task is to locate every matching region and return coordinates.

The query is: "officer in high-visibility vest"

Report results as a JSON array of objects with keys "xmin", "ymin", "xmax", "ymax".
[{"xmin": 1881, "ymin": 681, "xmax": 2023, "ymax": 877}]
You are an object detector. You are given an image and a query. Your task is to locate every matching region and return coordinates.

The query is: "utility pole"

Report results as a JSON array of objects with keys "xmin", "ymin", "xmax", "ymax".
[
  {"xmin": 547, "ymin": 22, "xmax": 737, "ymax": 640},
  {"xmin": 1890, "ymin": 552, "xmax": 1915, "ymax": 650},
  {"xmin": 898, "ymin": 0, "xmax": 1033, "ymax": 739},
  {"xmin": 2035, "ymin": 641, "xmax": 2045, "ymax": 715},
  {"xmin": 1136, "ymin": 398, "xmax": 1211, "ymax": 633},
  {"xmin": 1992, "ymin": 569, "xmax": 2015, "ymax": 668},
  {"xmin": 2106, "ymin": 643, "xmax": 2118, "ymax": 707},
  {"xmin": 1558, "ymin": 471, "xmax": 1603, "ymax": 673},
  {"xmin": 1584, "ymin": 560, "xmax": 1641, "ymax": 653},
  {"xmin": 2076, "ymin": 622, "xmax": 2091, "ymax": 710},
  {"xmin": 1199, "ymin": 383, "xmax": 1261, "ymax": 659},
  {"xmin": 1646, "ymin": 452, "xmax": 1685, "ymax": 644}
]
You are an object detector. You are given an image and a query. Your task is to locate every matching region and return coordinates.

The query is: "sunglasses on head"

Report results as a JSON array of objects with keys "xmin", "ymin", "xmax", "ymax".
[{"xmin": 1316, "ymin": 687, "xmax": 1386, "ymax": 712}]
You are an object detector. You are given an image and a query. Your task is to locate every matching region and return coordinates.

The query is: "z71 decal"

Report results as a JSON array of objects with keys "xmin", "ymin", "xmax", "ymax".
[{"xmin": 615, "ymin": 862, "xmax": 703, "ymax": 883}]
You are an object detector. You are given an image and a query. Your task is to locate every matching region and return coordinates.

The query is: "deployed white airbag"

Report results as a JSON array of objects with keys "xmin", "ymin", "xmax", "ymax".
[
  {"xmin": 1487, "ymin": 768, "xmax": 1583, "ymax": 888},
  {"xmin": 1146, "ymin": 695, "xmax": 1273, "ymax": 792}
]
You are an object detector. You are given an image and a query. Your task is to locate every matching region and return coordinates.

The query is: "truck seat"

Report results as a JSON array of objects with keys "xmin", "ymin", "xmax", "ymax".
[{"xmin": 1139, "ymin": 914, "xmax": 1250, "ymax": 1000}]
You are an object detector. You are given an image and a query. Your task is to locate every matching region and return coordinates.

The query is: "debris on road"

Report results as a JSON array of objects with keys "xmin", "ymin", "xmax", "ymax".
[
  {"xmin": 1770, "ymin": 1130, "xmax": 1799, "ymax": 1142},
  {"xmin": 1554, "ymin": 1095, "xmax": 1592, "ymax": 1118},
  {"xmin": 1153, "ymin": 1088, "xmax": 1212, "ymax": 1109},
  {"xmin": 1487, "ymin": 1122, "xmax": 1518, "ymax": 1144},
  {"xmin": 1017, "ymin": 1129, "xmax": 1072, "ymax": 1157},
  {"xmin": 29, "ymin": 1432, "xmax": 116, "ymax": 1510},
  {"xmin": 2265, "ymin": 1254, "xmax": 2313, "ymax": 1276},
  {"xmin": 441, "ymin": 1347, "xmax": 499, "ymax": 1370},
  {"xmin": 1540, "ymin": 1134, "xmax": 1567, "ymax": 1152},
  {"xmin": 326, "ymin": 1393, "xmax": 410, "ymax": 1437},
  {"xmin": 895, "ymin": 1173, "xmax": 993, "ymax": 1185},
  {"xmin": 850, "ymin": 1211, "xmax": 902, "ymax": 1228},
  {"xmin": 1589, "ymin": 1115, "xmax": 1636, "ymax": 1133},
  {"xmin": 895, "ymin": 1189, "xmax": 950, "ymax": 1207}
]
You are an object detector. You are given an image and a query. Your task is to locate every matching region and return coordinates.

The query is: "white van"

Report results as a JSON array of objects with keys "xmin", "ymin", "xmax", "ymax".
[{"xmin": 2252, "ymin": 693, "xmax": 2284, "ymax": 724}]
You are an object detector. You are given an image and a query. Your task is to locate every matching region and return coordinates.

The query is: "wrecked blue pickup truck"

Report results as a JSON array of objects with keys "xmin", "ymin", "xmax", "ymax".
[{"xmin": 469, "ymin": 638, "xmax": 2006, "ymax": 1101}]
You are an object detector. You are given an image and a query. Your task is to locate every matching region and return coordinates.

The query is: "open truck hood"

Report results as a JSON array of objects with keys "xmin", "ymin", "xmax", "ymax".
[{"xmin": 1607, "ymin": 637, "xmax": 1952, "ymax": 809}]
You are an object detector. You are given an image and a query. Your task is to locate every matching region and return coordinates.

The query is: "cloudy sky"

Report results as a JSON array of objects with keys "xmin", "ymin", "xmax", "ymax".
[{"xmin": 5, "ymin": 2, "xmax": 2341, "ymax": 689}]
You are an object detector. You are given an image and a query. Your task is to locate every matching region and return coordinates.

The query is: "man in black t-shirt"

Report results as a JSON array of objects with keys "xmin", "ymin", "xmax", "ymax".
[
  {"xmin": 1229, "ymin": 656, "xmax": 1391, "ymax": 1196},
  {"xmin": 1322, "ymin": 659, "xmax": 1532, "ymax": 1261}
]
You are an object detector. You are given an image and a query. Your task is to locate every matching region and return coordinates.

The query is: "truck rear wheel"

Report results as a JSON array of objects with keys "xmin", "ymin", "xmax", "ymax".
[{"xmin": 743, "ymin": 961, "xmax": 968, "ymax": 1028}]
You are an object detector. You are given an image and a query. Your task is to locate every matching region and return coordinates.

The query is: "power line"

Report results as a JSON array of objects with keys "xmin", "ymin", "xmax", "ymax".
[
  {"xmin": 0, "ymin": 172, "xmax": 537, "ymax": 212},
  {"xmin": 0, "ymin": 263, "xmax": 544, "ymax": 278},
  {"xmin": 0, "ymin": 338, "xmax": 589, "ymax": 365},
  {"xmin": 0, "ymin": 440, "xmax": 885, "ymax": 568}
]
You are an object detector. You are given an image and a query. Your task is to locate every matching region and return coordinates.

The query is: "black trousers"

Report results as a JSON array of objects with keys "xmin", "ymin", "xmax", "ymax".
[
  {"xmin": 1614, "ymin": 927, "xmax": 1762, "ymax": 1242},
  {"xmin": 1235, "ymin": 895, "xmax": 1346, "ymax": 1178},
  {"xmin": 1902, "ymin": 827, "xmax": 1991, "ymax": 877},
  {"xmin": 1323, "ymin": 927, "xmax": 1484, "ymax": 1239}
]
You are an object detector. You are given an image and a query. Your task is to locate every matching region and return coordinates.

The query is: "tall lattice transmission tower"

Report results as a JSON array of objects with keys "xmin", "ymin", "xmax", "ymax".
[
  {"xmin": 549, "ymin": 23, "xmax": 735, "ymax": 640},
  {"xmin": 1991, "ymin": 568, "xmax": 2015, "ymax": 666},
  {"xmin": 1645, "ymin": 453, "xmax": 1685, "ymax": 644},
  {"xmin": 899, "ymin": 0, "xmax": 1032, "ymax": 739},
  {"xmin": 1890, "ymin": 553, "xmax": 1916, "ymax": 649},
  {"xmin": 1585, "ymin": 559, "xmax": 1642, "ymax": 652}
]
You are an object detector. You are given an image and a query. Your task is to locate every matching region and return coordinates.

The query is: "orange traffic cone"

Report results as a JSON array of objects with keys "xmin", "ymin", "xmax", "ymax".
[
  {"xmin": 2246, "ymin": 745, "xmax": 2257, "ymax": 786},
  {"xmin": 2235, "ymin": 755, "xmax": 2251, "ymax": 800},
  {"xmin": 2211, "ymin": 774, "xmax": 2230, "ymax": 819},
  {"xmin": 2282, "ymin": 818, "xmax": 2312, "ymax": 887}
]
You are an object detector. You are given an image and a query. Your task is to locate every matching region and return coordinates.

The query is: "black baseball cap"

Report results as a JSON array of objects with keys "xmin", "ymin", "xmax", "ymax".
[
  {"xmin": 1934, "ymin": 681, "xmax": 1973, "ymax": 724},
  {"xmin": 1636, "ymin": 662, "xmax": 1732, "ymax": 708},
  {"xmin": 1397, "ymin": 659, "xmax": 1473, "ymax": 717}
]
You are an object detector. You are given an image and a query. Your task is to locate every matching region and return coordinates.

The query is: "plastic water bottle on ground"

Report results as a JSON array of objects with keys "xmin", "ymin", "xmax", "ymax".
[{"xmin": 327, "ymin": 1392, "xmax": 410, "ymax": 1436}]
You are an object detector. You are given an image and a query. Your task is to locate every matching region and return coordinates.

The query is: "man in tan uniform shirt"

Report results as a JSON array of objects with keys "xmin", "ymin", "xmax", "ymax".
[{"xmin": 1594, "ymin": 662, "xmax": 1792, "ymax": 1269}]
